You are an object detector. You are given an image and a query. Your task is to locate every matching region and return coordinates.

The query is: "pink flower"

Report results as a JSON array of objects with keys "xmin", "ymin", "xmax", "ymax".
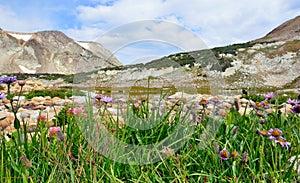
[
  {"xmin": 67, "ymin": 107, "xmax": 84, "ymax": 115},
  {"xmin": 134, "ymin": 102, "xmax": 140, "ymax": 109},
  {"xmin": 37, "ymin": 114, "xmax": 47, "ymax": 122},
  {"xmin": 94, "ymin": 94, "xmax": 104, "ymax": 100},
  {"xmin": 49, "ymin": 127, "xmax": 61, "ymax": 136}
]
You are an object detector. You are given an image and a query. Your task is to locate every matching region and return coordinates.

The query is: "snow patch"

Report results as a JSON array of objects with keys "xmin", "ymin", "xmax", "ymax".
[
  {"xmin": 8, "ymin": 33, "xmax": 32, "ymax": 41},
  {"xmin": 76, "ymin": 41, "xmax": 90, "ymax": 50},
  {"xmin": 18, "ymin": 65, "xmax": 36, "ymax": 74}
]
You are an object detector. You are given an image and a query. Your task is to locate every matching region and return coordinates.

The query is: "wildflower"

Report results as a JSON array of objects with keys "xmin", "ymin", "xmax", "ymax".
[
  {"xmin": 257, "ymin": 129, "xmax": 270, "ymax": 136},
  {"xmin": 37, "ymin": 114, "xmax": 46, "ymax": 122},
  {"xmin": 242, "ymin": 152, "xmax": 249, "ymax": 163},
  {"xmin": 133, "ymin": 102, "xmax": 140, "ymax": 109},
  {"xmin": 94, "ymin": 94, "xmax": 104, "ymax": 100},
  {"xmin": 262, "ymin": 92, "xmax": 275, "ymax": 100},
  {"xmin": 219, "ymin": 149, "xmax": 230, "ymax": 160},
  {"xmin": 0, "ymin": 93, "xmax": 6, "ymax": 99},
  {"xmin": 253, "ymin": 102, "xmax": 263, "ymax": 110},
  {"xmin": 140, "ymin": 96, "xmax": 147, "ymax": 103},
  {"xmin": 260, "ymin": 100, "xmax": 270, "ymax": 108},
  {"xmin": 102, "ymin": 96, "xmax": 112, "ymax": 103},
  {"xmin": 49, "ymin": 127, "xmax": 61, "ymax": 136},
  {"xmin": 67, "ymin": 107, "xmax": 84, "ymax": 115},
  {"xmin": 292, "ymin": 104, "xmax": 300, "ymax": 113},
  {"xmin": 199, "ymin": 99, "xmax": 208, "ymax": 106},
  {"xmin": 275, "ymin": 137, "xmax": 291, "ymax": 149},
  {"xmin": 2, "ymin": 76, "xmax": 17, "ymax": 84},
  {"xmin": 21, "ymin": 156, "xmax": 32, "ymax": 168},
  {"xmin": 17, "ymin": 80, "xmax": 26, "ymax": 87},
  {"xmin": 231, "ymin": 151, "xmax": 239, "ymax": 159},
  {"xmin": 269, "ymin": 128, "xmax": 282, "ymax": 138},
  {"xmin": 286, "ymin": 98, "xmax": 299, "ymax": 106}
]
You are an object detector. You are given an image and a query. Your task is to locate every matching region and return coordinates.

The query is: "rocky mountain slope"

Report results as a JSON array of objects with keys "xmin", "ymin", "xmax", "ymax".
[
  {"xmin": 90, "ymin": 16, "xmax": 300, "ymax": 92},
  {"xmin": 0, "ymin": 29, "xmax": 122, "ymax": 74}
]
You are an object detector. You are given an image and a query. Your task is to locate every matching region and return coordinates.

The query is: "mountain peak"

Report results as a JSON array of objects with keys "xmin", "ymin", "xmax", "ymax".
[{"xmin": 254, "ymin": 15, "xmax": 300, "ymax": 43}]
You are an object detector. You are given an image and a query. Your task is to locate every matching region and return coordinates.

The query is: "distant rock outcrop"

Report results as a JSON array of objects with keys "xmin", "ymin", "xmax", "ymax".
[
  {"xmin": 0, "ymin": 29, "xmax": 122, "ymax": 74},
  {"xmin": 92, "ymin": 15, "xmax": 300, "ymax": 91}
]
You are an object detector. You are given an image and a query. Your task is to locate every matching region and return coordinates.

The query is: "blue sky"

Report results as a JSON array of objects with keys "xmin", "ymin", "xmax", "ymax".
[{"xmin": 0, "ymin": 0, "xmax": 300, "ymax": 64}]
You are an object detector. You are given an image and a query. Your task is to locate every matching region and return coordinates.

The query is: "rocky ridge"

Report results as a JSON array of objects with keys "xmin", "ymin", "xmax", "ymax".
[{"xmin": 0, "ymin": 29, "xmax": 122, "ymax": 74}]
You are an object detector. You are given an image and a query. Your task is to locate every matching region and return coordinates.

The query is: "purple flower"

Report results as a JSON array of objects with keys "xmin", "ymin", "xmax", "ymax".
[
  {"xmin": 292, "ymin": 104, "xmax": 300, "ymax": 113},
  {"xmin": 2, "ymin": 76, "xmax": 17, "ymax": 84},
  {"xmin": 102, "ymin": 96, "xmax": 112, "ymax": 103},
  {"xmin": 268, "ymin": 128, "xmax": 282, "ymax": 138},
  {"xmin": 262, "ymin": 92, "xmax": 275, "ymax": 100},
  {"xmin": 219, "ymin": 149, "xmax": 230, "ymax": 160},
  {"xmin": 287, "ymin": 99, "xmax": 299, "ymax": 106},
  {"xmin": 275, "ymin": 137, "xmax": 291, "ymax": 149},
  {"xmin": 0, "ymin": 93, "xmax": 6, "ymax": 99}
]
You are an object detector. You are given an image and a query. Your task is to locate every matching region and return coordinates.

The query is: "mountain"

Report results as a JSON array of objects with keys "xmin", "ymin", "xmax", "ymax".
[
  {"xmin": 254, "ymin": 15, "xmax": 300, "ymax": 43},
  {"xmin": 0, "ymin": 29, "xmax": 122, "ymax": 74},
  {"xmin": 91, "ymin": 15, "xmax": 300, "ymax": 92}
]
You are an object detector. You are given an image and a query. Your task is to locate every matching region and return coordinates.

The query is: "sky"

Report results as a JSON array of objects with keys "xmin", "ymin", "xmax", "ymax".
[{"xmin": 0, "ymin": 0, "xmax": 299, "ymax": 64}]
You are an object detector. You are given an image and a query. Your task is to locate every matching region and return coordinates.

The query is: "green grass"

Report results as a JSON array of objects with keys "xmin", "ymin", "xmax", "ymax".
[{"xmin": 0, "ymin": 86, "xmax": 300, "ymax": 182}]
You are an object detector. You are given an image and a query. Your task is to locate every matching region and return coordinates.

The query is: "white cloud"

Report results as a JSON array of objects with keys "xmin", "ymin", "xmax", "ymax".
[{"xmin": 71, "ymin": 0, "xmax": 300, "ymax": 47}]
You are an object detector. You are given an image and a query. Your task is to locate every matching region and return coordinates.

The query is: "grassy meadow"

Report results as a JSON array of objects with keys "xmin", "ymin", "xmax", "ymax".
[{"xmin": 0, "ymin": 76, "xmax": 299, "ymax": 182}]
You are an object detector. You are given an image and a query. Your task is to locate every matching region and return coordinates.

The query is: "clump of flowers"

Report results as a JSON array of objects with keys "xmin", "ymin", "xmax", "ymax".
[{"xmin": 258, "ymin": 128, "xmax": 291, "ymax": 149}]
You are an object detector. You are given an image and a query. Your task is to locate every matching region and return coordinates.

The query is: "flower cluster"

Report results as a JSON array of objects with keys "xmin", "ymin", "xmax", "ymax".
[
  {"xmin": 219, "ymin": 149, "xmax": 240, "ymax": 161},
  {"xmin": 257, "ymin": 128, "xmax": 291, "ymax": 149}
]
